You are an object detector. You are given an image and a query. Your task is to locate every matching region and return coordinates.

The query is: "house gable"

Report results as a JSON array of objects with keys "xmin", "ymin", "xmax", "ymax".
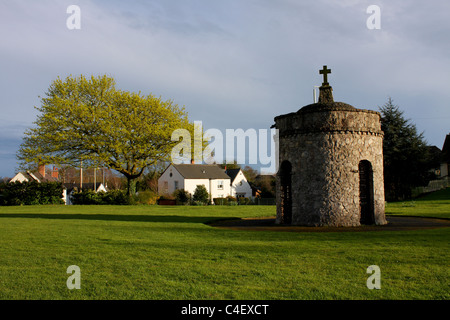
[
  {"xmin": 10, "ymin": 172, "xmax": 30, "ymax": 183},
  {"xmin": 158, "ymin": 164, "xmax": 186, "ymax": 195},
  {"xmin": 226, "ymin": 169, "xmax": 253, "ymax": 198}
]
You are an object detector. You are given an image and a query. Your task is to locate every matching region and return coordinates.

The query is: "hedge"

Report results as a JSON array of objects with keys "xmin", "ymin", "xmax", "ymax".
[
  {"xmin": 71, "ymin": 189, "xmax": 131, "ymax": 205},
  {"xmin": 0, "ymin": 181, "xmax": 64, "ymax": 205}
]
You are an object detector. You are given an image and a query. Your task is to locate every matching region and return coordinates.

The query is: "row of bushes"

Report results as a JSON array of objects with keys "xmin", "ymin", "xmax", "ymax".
[
  {"xmin": 213, "ymin": 197, "xmax": 252, "ymax": 206},
  {"xmin": 0, "ymin": 181, "xmax": 270, "ymax": 206},
  {"xmin": 0, "ymin": 181, "xmax": 64, "ymax": 206},
  {"xmin": 71, "ymin": 189, "xmax": 130, "ymax": 205},
  {"xmin": 71, "ymin": 190, "xmax": 159, "ymax": 205},
  {"xmin": 0, "ymin": 180, "xmax": 160, "ymax": 206},
  {"xmin": 159, "ymin": 187, "xmax": 267, "ymax": 206}
]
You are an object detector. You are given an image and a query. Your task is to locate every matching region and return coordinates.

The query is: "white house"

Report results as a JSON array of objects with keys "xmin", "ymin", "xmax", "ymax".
[
  {"xmin": 158, "ymin": 164, "xmax": 231, "ymax": 202},
  {"xmin": 225, "ymin": 168, "xmax": 253, "ymax": 198}
]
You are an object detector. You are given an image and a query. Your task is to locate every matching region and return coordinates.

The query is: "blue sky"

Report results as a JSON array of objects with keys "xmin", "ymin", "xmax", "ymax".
[{"xmin": 1, "ymin": 0, "xmax": 449, "ymax": 177}]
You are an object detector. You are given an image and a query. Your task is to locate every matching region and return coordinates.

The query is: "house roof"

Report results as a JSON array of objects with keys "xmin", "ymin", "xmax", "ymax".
[
  {"xmin": 171, "ymin": 164, "xmax": 230, "ymax": 180},
  {"xmin": 11, "ymin": 171, "xmax": 59, "ymax": 183},
  {"xmin": 31, "ymin": 171, "xmax": 59, "ymax": 182},
  {"xmin": 225, "ymin": 168, "xmax": 241, "ymax": 182}
]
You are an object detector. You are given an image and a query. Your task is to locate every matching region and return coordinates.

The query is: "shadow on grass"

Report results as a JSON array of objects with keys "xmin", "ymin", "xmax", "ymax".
[{"xmin": 0, "ymin": 213, "xmax": 237, "ymax": 224}]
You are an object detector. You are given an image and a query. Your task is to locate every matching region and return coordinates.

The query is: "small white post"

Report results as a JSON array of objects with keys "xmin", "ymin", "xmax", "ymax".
[{"xmin": 313, "ymin": 86, "xmax": 320, "ymax": 103}]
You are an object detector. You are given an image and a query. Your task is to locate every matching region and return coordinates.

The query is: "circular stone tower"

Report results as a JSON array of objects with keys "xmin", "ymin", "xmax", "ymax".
[{"xmin": 273, "ymin": 66, "xmax": 387, "ymax": 227}]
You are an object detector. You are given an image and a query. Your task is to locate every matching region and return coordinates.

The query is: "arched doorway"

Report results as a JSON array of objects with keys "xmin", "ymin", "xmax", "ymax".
[
  {"xmin": 279, "ymin": 160, "xmax": 292, "ymax": 224},
  {"xmin": 359, "ymin": 160, "xmax": 375, "ymax": 225}
]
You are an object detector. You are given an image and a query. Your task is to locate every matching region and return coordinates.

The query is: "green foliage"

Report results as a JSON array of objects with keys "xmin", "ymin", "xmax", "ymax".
[
  {"xmin": 103, "ymin": 190, "xmax": 132, "ymax": 205},
  {"xmin": 158, "ymin": 194, "xmax": 175, "ymax": 201},
  {"xmin": 255, "ymin": 175, "xmax": 276, "ymax": 198},
  {"xmin": 173, "ymin": 189, "xmax": 190, "ymax": 205},
  {"xmin": 238, "ymin": 197, "xmax": 252, "ymax": 205},
  {"xmin": 71, "ymin": 189, "xmax": 131, "ymax": 205},
  {"xmin": 213, "ymin": 197, "xmax": 229, "ymax": 205},
  {"xmin": 0, "ymin": 181, "xmax": 64, "ymax": 206},
  {"xmin": 192, "ymin": 185, "xmax": 209, "ymax": 204},
  {"xmin": 241, "ymin": 165, "xmax": 258, "ymax": 183},
  {"xmin": 379, "ymin": 98, "xmax": 435, "ymax": 200},
  {"xmin": 217, "ymin": 161, "xmax": 240, "ymax": 170},
  {"xmin": 134, "ymin": 190, "xmax": 158, "ymax": 205},
  {"xmin": 71, "ymin": 190, "xmax": 103, "ymax": 205},
  {"xmin": 17, "ymin": 74, "xmax": 195, "ymax": 196}
]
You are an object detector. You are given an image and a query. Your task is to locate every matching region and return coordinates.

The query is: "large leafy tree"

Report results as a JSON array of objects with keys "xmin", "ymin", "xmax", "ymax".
[
  {"xmin": 379, "ymin": 98, "xmax": 433, "ymax": 200},
  {"xmin": 17, "ymin": 75, "xmax": 194, "ymax": 195}
]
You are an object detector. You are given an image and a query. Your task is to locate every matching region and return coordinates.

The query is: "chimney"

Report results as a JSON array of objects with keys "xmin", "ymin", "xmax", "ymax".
[
  {"xmin": 52, "ymin": 167, "xmax": 59, "ymax": 179},
  {"xmin": 38, "ymin": 163, "xmax": 46, "ymax": 178}
]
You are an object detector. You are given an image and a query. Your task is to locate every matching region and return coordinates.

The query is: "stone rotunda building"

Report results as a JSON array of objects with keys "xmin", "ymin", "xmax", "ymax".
[{"xmin": 273, "ymin": 66, "xmax": 387, "ymax": 227}]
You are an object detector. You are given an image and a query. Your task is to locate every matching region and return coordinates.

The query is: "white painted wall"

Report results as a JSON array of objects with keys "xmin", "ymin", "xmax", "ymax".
[
  {"xmin": 184, "ymin": 178, "xmax": 210, "ymax": 196},
  {"xmin": 209, "ymin": 178, "xmax": 231, "ymax": 200},
  {"xmin": 185, "ymin": 178, "xmax": 231, "ymax": 203},
  {"xmin": 62, "ymin": 189, "xmax": 70, "ymax": 205},
  {"xmin": 9, "ymin": 172, "xmax": 29, "ymax": 183},
  {"xmin": 158, "ymin": 164, "xmax": 185, "ymax": 195},
  {"xmin": 230, "ymin": 170, "xmax": 253, "ymax": 198}
]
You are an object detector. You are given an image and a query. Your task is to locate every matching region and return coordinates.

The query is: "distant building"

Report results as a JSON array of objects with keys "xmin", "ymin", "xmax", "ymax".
[
  {"xmin": 158, "ymin": 163, "xmax": 231, "ymax": 202},
  {"xmin": 9, "ymin": 164, "xmax": 107, "ymax": 205},
  {"xmin": 440, "ymin": 134, "xmax": 450, "ymax": 178},
  {"xmin": 158, "ymin": 163, "xmax": 256, "ymax": 202},
  {"xmin": 10, "ymin": 164, "xmax": 59, "ymax": 183},
  {"xmin": 225, "ymin": 168, "xmax": 253, "ymax": 198}
]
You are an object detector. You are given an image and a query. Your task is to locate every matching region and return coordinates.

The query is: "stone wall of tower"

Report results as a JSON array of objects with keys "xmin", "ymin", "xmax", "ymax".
[{"xmin": 275, "ymin": 108, "xmax": 386, "ymax": 227}]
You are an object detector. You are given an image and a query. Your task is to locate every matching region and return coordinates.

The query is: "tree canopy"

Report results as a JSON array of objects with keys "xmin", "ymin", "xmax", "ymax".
[
  {"xmin": 17, "ymin": 75, "xmax": 195, "ymax": 195},
  {"xmin": 379, "ymin": 98, "xmax": 435, "ymax": 200}
]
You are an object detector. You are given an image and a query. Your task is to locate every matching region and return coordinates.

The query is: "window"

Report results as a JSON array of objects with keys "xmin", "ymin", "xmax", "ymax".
[
  {"xmin": 174, "ymin": 181, "xmax": 179, "ymax": 190},
  {"xmin": 217, "ymin": 180, "xmax": 224, "ymax": 190},
  {"xmin": 163, "ymin": 181, "xmax": 168, "ymax": 192}
]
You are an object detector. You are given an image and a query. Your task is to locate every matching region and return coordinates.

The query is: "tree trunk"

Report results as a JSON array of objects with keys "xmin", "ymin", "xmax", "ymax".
[{"xmin": 127, "ymin": 177, "xmax": 137, "ymax": 196}]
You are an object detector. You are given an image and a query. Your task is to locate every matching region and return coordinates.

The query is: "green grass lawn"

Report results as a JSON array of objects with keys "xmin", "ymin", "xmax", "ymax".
[
  {"xmin": 0, "ymin": 190, "xmax": 449, "ymax": 300},
  {"xmin": 386, "ymin": 187, "xmax": 450, "ymax": 219}
]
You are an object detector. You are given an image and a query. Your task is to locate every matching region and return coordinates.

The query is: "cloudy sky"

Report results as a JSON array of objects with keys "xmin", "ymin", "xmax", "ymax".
[{"xmin": 0, "ymin": 0, "xmax": 449, "ymax": 177}]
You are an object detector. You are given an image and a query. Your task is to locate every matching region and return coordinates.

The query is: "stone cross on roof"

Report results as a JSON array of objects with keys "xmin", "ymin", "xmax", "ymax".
[{"xmin": 319, "ymin": 65, "xmax": 331, "ymax": 86}]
